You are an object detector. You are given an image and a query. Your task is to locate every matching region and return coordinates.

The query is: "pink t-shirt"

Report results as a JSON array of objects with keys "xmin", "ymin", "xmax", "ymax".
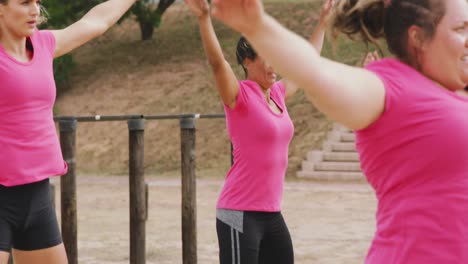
[
  {"xmin": 357, "ymin": 58, "xmax": 468, "ymax": 263},
  {"xmin": 216, "ymin": 80, "xmax": 294, "ymax": 212},
  {"xmin": 0, "ymin": 30, "xmax": 67, "ymax": 186}
]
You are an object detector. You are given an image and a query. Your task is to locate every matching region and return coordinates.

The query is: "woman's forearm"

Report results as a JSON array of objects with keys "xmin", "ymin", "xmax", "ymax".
[
  {"xmin": 309, "ymin": 21, "xmax": 326, "ymax": 53},
  {"xmin": 81, "ymin": 0, "xmax": 137, "ymax": 32},
  {"xmin": 197, "ymin": 15, "xmax": 227, "ymax": 69}
]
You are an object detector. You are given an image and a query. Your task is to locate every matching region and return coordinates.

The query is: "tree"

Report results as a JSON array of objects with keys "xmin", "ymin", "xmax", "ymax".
[
  {"xmin": 131, "ymin": 0, "xmax": 176, "ymax": 41},
  {"xmin": 41, "ymin": 0, "xmax": 176, "ymax": 93},
  {"xmin": 43, "ymin": 0, "xmax": 101, "ymax": 27}
]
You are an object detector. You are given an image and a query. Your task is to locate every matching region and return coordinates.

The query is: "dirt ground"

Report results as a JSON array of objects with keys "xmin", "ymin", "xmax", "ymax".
[{"xmin": 51, "ymin": 174, "xmax": 376, "ymax": 264}]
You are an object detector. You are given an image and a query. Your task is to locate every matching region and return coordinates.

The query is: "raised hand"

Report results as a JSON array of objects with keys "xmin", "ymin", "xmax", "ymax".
[
  {"xmin": 362, "ymin": 51, "xmax": 380, "ymax": 67},
  {"xmin": 211, "ymin": 0, "xmax": 265, "ymax": 34},
  {"xmin": 319, "ymin": 0, "xmax": 335, "ymax": 24},
  {"xmin": 185, "ymin": 0, "xmax": 210, "ymax": 18},
  {"xmin": 309, "ymin": 0, "xmax": 335, "ymax": 53}
]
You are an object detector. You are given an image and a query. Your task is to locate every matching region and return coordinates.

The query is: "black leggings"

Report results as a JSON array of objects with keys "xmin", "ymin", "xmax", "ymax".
[{"xmin": 217, "ymin": 211, "xmax": 294, "ymax": 264}]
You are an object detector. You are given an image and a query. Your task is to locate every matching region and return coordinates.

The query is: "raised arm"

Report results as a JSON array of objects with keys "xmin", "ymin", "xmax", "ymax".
[
  {"xmin": 51, "ymin": 0, "xmax": 137, "ymax": 58},
  {"xmin": 185, "ymin": 0, "xmax": 239, "ymax": 109},
  {"xmin": 212, "ymin": 0, "xmax": 385, "ymax": 130},
  {"xmin": 284, "ymin": 0, "xmax": 334, "ymax": 99},
  {"xmin": 310, "ymin": 0, "xmax": 333, "ymax": 53}
]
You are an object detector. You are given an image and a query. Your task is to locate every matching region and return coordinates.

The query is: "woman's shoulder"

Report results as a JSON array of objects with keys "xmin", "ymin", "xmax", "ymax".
[
  {"xmin": 238, "ymin": 79, "xmax": 256, "ymax": 88},
  {"xmin": 271, "ymin": 81, "xmax": 286, "ymax": 98},
  {"xmin": 33, "ymin": 29, "xmax": 56, "ymax": 50},
  {"xmin": 365, "ymin": 58, "xmax": 430, "ymax": 84}
]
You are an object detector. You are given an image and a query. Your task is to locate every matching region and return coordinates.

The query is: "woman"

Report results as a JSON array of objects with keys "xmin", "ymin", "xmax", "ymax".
[
  {"xmin": 211, "ymin": 0, "xmax": 468, "ymax": 263},
  {"xmin": 0, "ymin": 0, "xmax": 137, "ymax": 263},
  {"xmin": 184, "ymin": 0, "xmax": 333, "ymax": 263}
]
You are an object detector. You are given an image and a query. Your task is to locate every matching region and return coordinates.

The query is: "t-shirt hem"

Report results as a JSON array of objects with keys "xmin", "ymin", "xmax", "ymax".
[
  {"xmin": 216, "ymin": 205, "xmax": 281, "ymax": 212},
  {"xmin": 0, "ymin": 165, "xmax": 67, "ymax": 187}
]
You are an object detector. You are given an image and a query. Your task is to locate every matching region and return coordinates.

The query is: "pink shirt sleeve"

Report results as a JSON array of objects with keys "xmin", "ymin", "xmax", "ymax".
[
  {"xmin": 358, "ymin": 59, "xmax": 406, "ymax": 134},
  {"xmin": 276, "ymin": 81, "xmax": 286, "ymax": 98},
  {"xmin": 37, "ymin": 30, "xmax": 56, "ymax": 58},
  {"xmin": 224, "ymin": 81, "xmax": 249, "ymax": 113}
]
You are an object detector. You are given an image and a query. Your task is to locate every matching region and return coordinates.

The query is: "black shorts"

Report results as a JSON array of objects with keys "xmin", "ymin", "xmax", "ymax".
[{"xmin": 0, "ymin": 179, "xmax": 62, "ymax": 252}]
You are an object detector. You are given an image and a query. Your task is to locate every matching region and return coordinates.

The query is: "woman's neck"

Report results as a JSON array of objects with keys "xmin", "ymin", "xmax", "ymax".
[
  {"xmin": 0, "ymin": 29, "xmax": 28, "ymax": 58},
  {"xmin": 248, "ymin": 78, "xmax": 272, "ymax": 101},
  {"xmin": 262, "ymin": 88, "xmax": 271, "ymax": 102}
]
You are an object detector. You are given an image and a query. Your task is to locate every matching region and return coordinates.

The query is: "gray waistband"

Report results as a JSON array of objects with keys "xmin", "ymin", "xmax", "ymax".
[{"xmin": 216, "ymin": 208, "xmax": 244, "ymax": 233}]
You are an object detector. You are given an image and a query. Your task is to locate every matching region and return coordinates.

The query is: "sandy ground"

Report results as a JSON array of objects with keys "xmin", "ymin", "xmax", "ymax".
[{"xmin": 51, "ymin": 175, "xmax": 376, "ymax": 264}]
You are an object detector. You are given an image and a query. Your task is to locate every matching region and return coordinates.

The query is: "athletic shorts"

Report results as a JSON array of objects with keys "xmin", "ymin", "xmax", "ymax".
[
  {"xmin": 216, "ymin": 209, "xmax": 294, "ymax": 264},
  {"xmin": 0, "ymin": 179, "xmax": 62, "ymax": 252}
]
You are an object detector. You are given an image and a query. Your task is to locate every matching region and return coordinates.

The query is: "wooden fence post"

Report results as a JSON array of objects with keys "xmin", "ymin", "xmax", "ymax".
[
  {"xmin": 180, "ymin": 117, "xmax": 197, "ymax": 264},
  {"xmin": 128, "ymin": 118, "xmax": 146, "ymax": 264},
  {"xmin": 59, "ymin": 118, "xmax": 78, "ymax": 264}
]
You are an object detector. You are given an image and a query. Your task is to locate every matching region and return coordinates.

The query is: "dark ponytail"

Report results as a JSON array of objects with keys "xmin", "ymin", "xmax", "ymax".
[
  {"xmin": 236, "ymin": 36, "xmax": 257, "ymax": 77},
  {"xmin": 330, "ymin": 0, "xmax": 446, "ymax": 67}
]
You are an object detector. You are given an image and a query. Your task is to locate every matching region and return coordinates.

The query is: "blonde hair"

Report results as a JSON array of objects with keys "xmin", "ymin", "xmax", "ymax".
[{"xmin": 38, "ymin": 5, "xmax": 49, "ymax": 25}]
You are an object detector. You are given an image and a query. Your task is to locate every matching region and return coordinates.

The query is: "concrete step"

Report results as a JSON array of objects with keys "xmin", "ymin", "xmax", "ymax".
[
  {"xmin": 322, "ymin": 152, "xmax": 359, "ymax": 162},
  {"xmin": 302, "ymin": 161, "xmax": 361, "ymax": 172},
  {"xmin": 306, "ymin": 150, "xmax": 324, "ymax": 163},
  {"xmin": 315, "ymin": 162, "xmax": 361, "ymax": 172},
  {"xmin": 341, "ymin": 133, "xmax": 355, "ymax": 142},
  {"xmin": 297, "ymin": 171, "xmax": 365, "ymax": 181},
  {"xmin": 306, "ymin": 151, "xmax": 360, "ymax": 162},
  {"xmin": 324, "ymin": 142, "xmax": 357, "ymax": 152},
  {"xmin": 333, "ymin": 123, "xmax": 353, "ymax": 133}
]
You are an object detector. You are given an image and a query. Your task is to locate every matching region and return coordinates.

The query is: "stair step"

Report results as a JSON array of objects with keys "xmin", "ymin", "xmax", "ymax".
[
  {"xmin": 341, "ymin": 133, "xmax": 355, "ymax": 142},
  {"xmin": 298, "ymin": 123, "xmax": 362, "ymax": 182},
  {"xmin": 325, "ymin": 142, "xmax": 356, "ymax": 152},
  {"xmin": 314, "ymin": 162, "xmax": 361, "ymax": 172},
  {"xmin": 306, "ymin": 151, "xmax": 360, "ymax": 162},
  {"xmin": 302, "ymin": 161, "xmax": 361, "ymax": 172},
  {"xmin": 297, "ymin": 171, "xmax": 365, "ymax": 181},
  {"xmin": 322, "ymin": 152, "xmax": 360, "ymax": 162},
  {"xmin": 332, "ymin": 123, "xmax": 353, "ymax": 132}
]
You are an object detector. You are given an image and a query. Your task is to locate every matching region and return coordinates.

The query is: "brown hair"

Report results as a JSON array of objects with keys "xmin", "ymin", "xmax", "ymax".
[{"xmin": 329, "ymin": 0, "xmax": 446, "ymax": 68}]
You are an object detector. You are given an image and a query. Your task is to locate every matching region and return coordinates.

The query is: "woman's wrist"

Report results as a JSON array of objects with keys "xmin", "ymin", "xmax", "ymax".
[{"xmin": 197, "ymin": 11, "xmax": 210, "ymax": 21}]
